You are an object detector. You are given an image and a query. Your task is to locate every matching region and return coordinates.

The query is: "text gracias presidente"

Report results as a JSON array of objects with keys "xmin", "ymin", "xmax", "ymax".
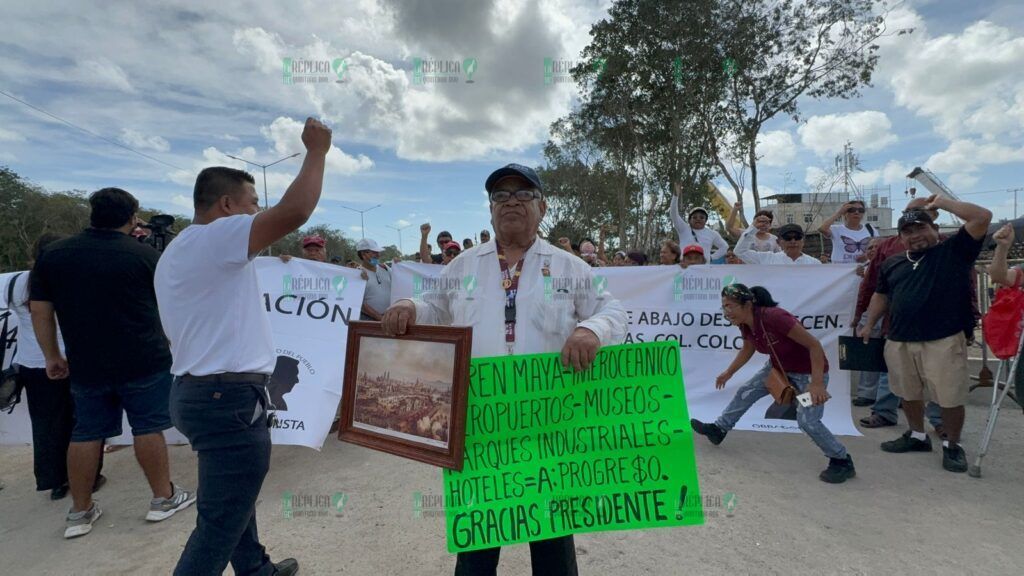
[{"xmin": 450, "ymin": 345, "xmax": 683, "ymax": 548}]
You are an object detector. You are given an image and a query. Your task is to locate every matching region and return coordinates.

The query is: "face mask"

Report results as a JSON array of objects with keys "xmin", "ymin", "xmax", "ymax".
[{"xmin": 369, "ymin": 257, "xmax": 380, "ymax": 266}]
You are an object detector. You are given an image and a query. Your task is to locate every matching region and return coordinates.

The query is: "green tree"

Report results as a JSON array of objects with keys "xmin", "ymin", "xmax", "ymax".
[{"xmin": 713, "ymin": 0, "xmax": 896, "ymax": 210}]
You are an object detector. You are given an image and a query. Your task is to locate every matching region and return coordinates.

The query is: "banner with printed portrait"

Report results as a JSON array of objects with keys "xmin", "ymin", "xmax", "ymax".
[{"xmin": 0, "ymin": 260, "xmax": 367, "ymax": 450}]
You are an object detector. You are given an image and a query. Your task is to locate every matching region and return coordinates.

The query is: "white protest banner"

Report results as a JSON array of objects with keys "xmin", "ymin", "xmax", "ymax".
[
  {"xmin": 0, "ymin": 259, "xmax": 366, "ymax": 450},
  {"xmin": 390, "ymin": 261, "xmax": 447, "ymax": 305},
  {"xmin": 0, "ymin": 272, "xmax": 33, "ymax": 445},
  {"xmin": 390, "ymin": 260, "xmax": 862, "ymax": 436},
  {"xmin": 256, "ymin": 257, "xmax": 365, "ymax": 447}
]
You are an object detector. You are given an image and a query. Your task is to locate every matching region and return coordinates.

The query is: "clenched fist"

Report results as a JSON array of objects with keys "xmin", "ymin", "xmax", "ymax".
[
  {"xmin": 420, "ymin": 223, "xmax": 431, "ymax": 236},
  {"xmin": 302, "ymin": 117, "xmax": 332, "ymax": 155}
]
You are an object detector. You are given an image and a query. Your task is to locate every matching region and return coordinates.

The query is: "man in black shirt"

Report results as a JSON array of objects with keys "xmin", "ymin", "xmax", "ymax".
[
  {"xmin": 860, "ymin": 195, "xmax": 991, "ymax": 473},
  {"xmin": 31, "ymin": 188, "xmax": 194, "ymax": 538}
]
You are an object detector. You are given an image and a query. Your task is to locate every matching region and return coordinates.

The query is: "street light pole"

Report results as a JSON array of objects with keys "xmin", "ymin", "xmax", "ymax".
[
  {"xmin": 385, "ymin": 223, "xmax": 411, "ymax": 253},
  {"xmin": 339, "ymin": 204, "xmax": 382, "ymax": 238},
  {"xmin": 224, "ymin": 152, "xmax": 301, "ymax": 210}
]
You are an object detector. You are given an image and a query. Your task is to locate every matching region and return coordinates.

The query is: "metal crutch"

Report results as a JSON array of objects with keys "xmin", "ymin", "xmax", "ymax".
[{"xmin": 968, "ymin": 333, "xmax": 1023, "ymax": 478}]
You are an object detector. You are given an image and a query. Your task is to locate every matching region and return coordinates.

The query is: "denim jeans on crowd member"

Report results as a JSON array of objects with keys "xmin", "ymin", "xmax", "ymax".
[
  {"xmin": 871, "ymin": 370, "xmax": 944, "ymax": 428},
  {"xmin": 169, "ymin": 378, "xmax": 273, "ymax": 576},
  {"xmin": 454, "ymin": 535, "xmax": 578, "ymax": 576},
  {"xmin": 855, "ymin": 316, "xmax": 884, "ymax": 401},
  {"xmin": 715, "ymin": 362, "xmax": 848, "ymax": 460}
]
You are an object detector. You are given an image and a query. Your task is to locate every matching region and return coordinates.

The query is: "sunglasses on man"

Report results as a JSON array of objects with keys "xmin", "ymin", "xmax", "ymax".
[
  {"xmin": 490, "ymin": 189, "xmax": 541, "ymax": 203},
  {"xmin": 847, "ymin": 207, "xmax": 865, "ymax": 214},
  {"xmin": 444, "ymin": 249, "xmax": 461, "ymax": 257},
  {"xmin": 780, "ymin": 233, "xmax": 804, "ymax": 241}
]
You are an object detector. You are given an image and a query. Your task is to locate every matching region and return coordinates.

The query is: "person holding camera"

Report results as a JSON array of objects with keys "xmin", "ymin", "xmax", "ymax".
[
  {"xmin": 30, "ymin": 188, "xmax": 192, "ymax": 539},
  {"xmin": 690, "ymin": 284, "xmax": 855, "ymax": 484}
]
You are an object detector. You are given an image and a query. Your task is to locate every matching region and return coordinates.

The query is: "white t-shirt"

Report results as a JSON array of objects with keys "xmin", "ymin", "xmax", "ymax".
[
  {"xmin": 829, "ymin": 224, "xmax": 874, "ymax": 264},
  {"xmin": 11, "ymin": 272, "xmax": 65, "ymax": 369},
  {"xmin": 154, "ymin": 214, "xmax": 275, "ymax": 376},
  {"xmin": 360, "ymin": 264, "xmax": 392, "ymax": 319},
  {"xmin": 749, "ymin": 232, "xmax": 781, "ymax": 253}
]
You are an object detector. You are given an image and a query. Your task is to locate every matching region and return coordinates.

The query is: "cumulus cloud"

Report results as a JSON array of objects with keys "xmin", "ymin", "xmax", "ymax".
[
  {"xmin": 882, "ymin": 18, "xmax": 1024, "ymax": 140},
  {"xmin": 797, "ymin": 112, "xmax": 898, "ymax": 156},
  {"xmin": 120, "ymin": 128, "xmax": 170, "ymax": 152},
  {"xmin": 259, "ymin": 116, "xmax": 373, "ymax": 175},
  {"xmin": 925, "ymin": 139, "xmax": 1024, "ymax": 174},
  {"xmin": 756, "ymin": 130, "xmax": 797, "ymax": 167},
  {"xmin": 72, "ymin": 58, "xmax": 136, "ymax": 93},
  {"xmin": 0, "ymin": 127, "xmax": 26, "ymax": 142}
]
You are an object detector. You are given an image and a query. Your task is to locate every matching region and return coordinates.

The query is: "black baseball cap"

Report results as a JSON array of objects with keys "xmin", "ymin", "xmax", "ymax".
[
  {"xmin": 898, "ymin": 209, "xmax": 935, "ymax": 231},
  {"xmin": 485, "ymin": 163, "xmax": 544, "ymax": 193},
  {"xmin": 776, "ymin": 223, "xmax": 805, "ymax": 238}
]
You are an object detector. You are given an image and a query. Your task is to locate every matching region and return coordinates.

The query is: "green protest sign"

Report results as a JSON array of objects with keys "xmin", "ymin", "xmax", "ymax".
[{"xmin": 443, "ymin": 341, "xmax": 703, "ymax": 552}]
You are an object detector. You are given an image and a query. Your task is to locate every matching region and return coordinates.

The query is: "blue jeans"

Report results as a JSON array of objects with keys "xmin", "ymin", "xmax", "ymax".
[
  {"xmin": 871, "ymin": 373, "xmax": 944, "ymax": 428},
  {"xmin": 715, "ymin": 363, "xmax": 848, "ymax": 459},
  {"xmin": 169, "ymin": 378, "xmax": 274, "ymax": 576}
]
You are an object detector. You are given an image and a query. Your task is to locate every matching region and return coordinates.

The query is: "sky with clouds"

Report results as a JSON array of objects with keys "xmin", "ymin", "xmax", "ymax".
[{"xmin": 1, "ymin": 0, "xmax": 1022, "ymax": 251}]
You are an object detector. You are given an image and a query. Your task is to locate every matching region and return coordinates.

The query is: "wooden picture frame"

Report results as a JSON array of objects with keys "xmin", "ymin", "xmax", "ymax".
[{"xmin": 339, "ymin": 321, "xmax": 472, "ymax": 470}]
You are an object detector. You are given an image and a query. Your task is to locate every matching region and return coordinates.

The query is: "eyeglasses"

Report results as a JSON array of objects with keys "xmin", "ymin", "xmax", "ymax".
[
  {"xmin": 444, "ymin": 249, "xmax": 460, "ymax": 256},
  {"xmin": 847, "ymin": 208, "xmax": 866, "ymax": 214},
  {"xmin": 490, "ymin": 189, "xmax": 541, "ymax": 203},
  {"xmin": 780, "ymin": 233, "xmax": 804, "ymax": 241}
]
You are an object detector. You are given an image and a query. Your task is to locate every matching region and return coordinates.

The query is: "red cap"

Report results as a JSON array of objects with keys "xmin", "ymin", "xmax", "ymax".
[
  {"xmin": 302, "ymin": 235, "xmax": 326, "ymax": 248},
  {"xmin": 682, "ymin": 244, "xmax": 704, "ymax": 256},
  {"xmin": 443, "ymin": 241, "xmax": 462, "ymax": 252}
]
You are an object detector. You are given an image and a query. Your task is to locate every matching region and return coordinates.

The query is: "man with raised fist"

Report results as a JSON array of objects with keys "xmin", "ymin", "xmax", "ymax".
[{"xmin": 155, "ymin": 117, "xmax": 333, "ymax": 576}]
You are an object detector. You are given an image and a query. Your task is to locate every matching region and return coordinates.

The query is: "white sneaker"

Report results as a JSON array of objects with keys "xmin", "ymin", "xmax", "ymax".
[
  {"xmin": 65, "ymin": 502, "xmax": 102, "ymax": 538},
  {"xmin": 146, "ymin": 483, "xmax": 196, "ymax": 522}
]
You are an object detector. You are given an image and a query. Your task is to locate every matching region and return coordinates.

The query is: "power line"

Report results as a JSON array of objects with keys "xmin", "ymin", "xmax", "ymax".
[{"xmin": 0, "ymin": 88, "xmax": 186, "ymax": 171}]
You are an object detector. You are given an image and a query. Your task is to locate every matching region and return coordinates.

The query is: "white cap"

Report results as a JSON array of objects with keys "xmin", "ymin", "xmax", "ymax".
[{"xmin": 356, "ymin": 238, "xmax": 382, "ymax": 252}]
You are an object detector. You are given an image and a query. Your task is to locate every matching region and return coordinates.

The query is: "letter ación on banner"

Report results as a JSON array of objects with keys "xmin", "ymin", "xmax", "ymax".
[{"xmin": 443, "ymin": 341, "xmax": 703, "ymax": 553}]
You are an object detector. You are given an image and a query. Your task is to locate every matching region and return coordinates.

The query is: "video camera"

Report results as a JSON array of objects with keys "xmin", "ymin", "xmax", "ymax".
[{"xmin": 141, "ymin": 214, "xmax": 177, "ymax": 253}]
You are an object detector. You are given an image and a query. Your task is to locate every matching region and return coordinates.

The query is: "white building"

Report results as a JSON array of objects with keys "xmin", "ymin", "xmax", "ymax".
[{"xmin": 762, "ymin": 188, "xmax": 894, "ymax": 233}]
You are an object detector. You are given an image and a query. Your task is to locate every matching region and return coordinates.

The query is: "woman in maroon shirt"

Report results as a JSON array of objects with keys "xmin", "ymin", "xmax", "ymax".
[{"xmin": 691, "ymin": 284, "xmax": 856, "ymax": 483}]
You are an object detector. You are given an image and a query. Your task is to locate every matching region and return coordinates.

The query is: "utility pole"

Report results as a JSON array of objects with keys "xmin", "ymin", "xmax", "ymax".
[
  {"xmin": 224, "ymin": 152, "xmax": 301, "ymax": 255},
  {"xmin": 339, "ymin": 204, "xmax": 382, "ymax": 238},
  {"xmin": 385, "ymin": 223, "xmax": 411, "ymax": 254},
  {"xmin": 224, "ymin": 153, "xmax": 301, "ymax": 210}
]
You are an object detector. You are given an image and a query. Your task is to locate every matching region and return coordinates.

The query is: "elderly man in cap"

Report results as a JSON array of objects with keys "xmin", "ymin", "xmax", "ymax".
[
  {"xmin": 355, "ymin": 238, "xmax": 392, "ymax": 321},
  {"xmin": 300, "ymin": 234, "xmax": 327, "ymax": 262},
  {"xmin": 860, "ymin": 195, "xmax": 991, "ymax": 473},
  {"xmin": 735, "ymin": 222, "xmax": 819, "ymax": 265},
  {"xmin": 382, "ymin": 163, "xmax": 628, "ymax": 576},
  {"xmin": 669, "ymin": 188, "xmax": 728, "ymax": 262}
]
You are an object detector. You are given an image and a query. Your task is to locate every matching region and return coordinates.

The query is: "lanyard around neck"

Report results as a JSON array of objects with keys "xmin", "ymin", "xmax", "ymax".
[{"xmin": 496, "ymin": 242, "xmax": 524, "ymax": 355}]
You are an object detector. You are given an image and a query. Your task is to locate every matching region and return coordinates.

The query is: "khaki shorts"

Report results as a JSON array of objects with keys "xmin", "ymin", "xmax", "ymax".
[{"xmin": 884, "ymin": 333, "xmax": 969, "ymax": 408}]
